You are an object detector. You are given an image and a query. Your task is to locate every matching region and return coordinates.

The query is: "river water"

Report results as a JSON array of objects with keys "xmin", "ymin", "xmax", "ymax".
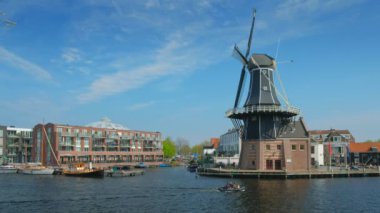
[{"xmin": 0, "ymin": 166, "xmax": 378, "ymax": 212}]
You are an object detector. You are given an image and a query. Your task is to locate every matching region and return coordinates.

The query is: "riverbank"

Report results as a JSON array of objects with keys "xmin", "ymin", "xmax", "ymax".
[{"xmin": 197, "ymin": 167, "xmax": 380, "ymax": 179}]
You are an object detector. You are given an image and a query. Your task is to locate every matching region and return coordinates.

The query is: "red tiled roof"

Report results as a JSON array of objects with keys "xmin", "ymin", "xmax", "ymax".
[
  {"xmin": 210, "ymin": 138, "xmax": 220, "ymax": 149},
  {"xmin": 350, "ymin": 142, "xmax": 380, "ymax": 152}
]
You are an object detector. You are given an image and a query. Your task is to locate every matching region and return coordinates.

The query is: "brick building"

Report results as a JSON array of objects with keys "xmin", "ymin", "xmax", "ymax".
[{"xmin": 32, "ymin": 120, "xmax": 163, "ymax": 168}]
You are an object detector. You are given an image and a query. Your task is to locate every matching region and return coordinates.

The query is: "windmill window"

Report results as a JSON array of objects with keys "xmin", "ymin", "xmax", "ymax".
[
  {"xmin": 291, "ymin": 144, "xmax": 297, "ymax": 151},
  {"xmin": 300, "ymin": 144, "xmax": 305, "ymax": 151}
]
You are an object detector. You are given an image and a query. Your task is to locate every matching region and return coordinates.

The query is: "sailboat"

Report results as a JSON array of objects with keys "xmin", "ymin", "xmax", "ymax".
[
  {"xmin": 19, "ymin": 163, "xmax": 54, "ymax": 175},
  {"xmin": 20, "ymin": 125, "xmax": 58, "ymax": 175}
]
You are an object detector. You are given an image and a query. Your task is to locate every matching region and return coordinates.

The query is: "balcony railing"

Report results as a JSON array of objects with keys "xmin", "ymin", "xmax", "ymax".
[{"xmin": 226, "ymin": 105, "xmax": 300, "ymax": 117}]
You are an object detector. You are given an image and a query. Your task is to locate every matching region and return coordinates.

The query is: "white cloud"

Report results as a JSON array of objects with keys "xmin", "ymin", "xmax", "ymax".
[
  {"xmin": 61, "ymin": 47, "xmax": 82, "ymax": 63},
  {"xmin": 0, "ymin": 46, "xmax": 53, "ymax": 81},
  {"xmin": 76, "ymin": 25, "xmax": 213, "ymax": 103},
  {"xmin": 127, "ymin": 101, "xmax": 155, "ymax": 111},
  {"xmin": 144, "ymin": 0, "xmax": 160, "ymax": 8},
  {"xmin": 275, "ymin": 0, "xmax": 363, "ymax": 20}
]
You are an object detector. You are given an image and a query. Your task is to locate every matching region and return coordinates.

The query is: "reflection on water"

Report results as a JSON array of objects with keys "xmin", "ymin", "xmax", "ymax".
[{"xmin": 0, "ymin": 167, "xmax": 379, "ymax": 212}]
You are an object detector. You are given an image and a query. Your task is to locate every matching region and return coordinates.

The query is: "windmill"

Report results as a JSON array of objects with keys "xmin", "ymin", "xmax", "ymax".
[
  {"xmin": 228, "ymin": 10, "xmax": 300, "ymax": 141},
  {"xmin": 226, "ymin": 9, "xmax": 310, "ymax": 171}
]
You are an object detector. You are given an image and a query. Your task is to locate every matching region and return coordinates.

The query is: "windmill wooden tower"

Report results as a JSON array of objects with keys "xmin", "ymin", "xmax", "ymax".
[{"xmin": 227, "ymin": 9, "xmax": 310, "ymax": 171}]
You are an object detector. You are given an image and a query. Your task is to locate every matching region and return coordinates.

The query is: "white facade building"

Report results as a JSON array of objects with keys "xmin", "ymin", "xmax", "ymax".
[
  {"xmin": 215, "ymin": 128, "xmax": 241, "ymax": 166},
  {"xmin": 310, "ymin": 142, "xmax": 324, "ymax": 166}
]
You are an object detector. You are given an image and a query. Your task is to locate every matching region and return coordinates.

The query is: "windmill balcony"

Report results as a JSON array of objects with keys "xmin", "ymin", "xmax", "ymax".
[{"xmin": 226, "ymin": 105, "xmax": 300, "ymax": 118}]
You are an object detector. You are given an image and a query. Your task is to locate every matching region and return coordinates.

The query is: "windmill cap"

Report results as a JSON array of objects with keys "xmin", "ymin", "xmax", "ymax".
[{"xmin": 248, "ymin": 54, "xmax": 277, "ymax": 70}]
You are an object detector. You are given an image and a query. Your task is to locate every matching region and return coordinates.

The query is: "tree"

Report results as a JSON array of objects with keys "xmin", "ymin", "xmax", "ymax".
[
  {"xmin": 175, "ymin": 137, "xmax": 189, "ymax": 155},
  {"xmin": 191, "ymin": 144, "xmax": 203, "ymax": 156},
  {"xmin": 162, "ymin": 137, "xmax": 176, "ymax": 159},
  {"xmin": 179, "ymin": 144, "xmax": 191, "ymax": 156},
  {"xmin": 201, "ymin": 140, "xmax": 211, "ymax": 146}
]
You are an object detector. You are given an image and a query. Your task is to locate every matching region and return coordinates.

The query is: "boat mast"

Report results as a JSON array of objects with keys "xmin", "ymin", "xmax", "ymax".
[{"xmin": 42, "ymin": 125, "xmax": 61, "ymax": 167}]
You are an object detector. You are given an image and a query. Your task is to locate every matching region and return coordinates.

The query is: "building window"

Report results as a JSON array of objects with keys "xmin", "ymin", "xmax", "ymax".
[
  {"xmin": 252, "ymin": 160, "xmax": 255, "ymax": 166},
  {"xmin": 251, "ymin": 144, "xmax": 255, "ymax": 150},
  {"xmin": 277, "ymin": 145, "xmax": 281, "ymax": 150},
  {"xmin": 332, "ymin": 136, "xmax": 341, "ymax": 142},
  {"xmin": 292, "ymin": 144, "xmax": 296, "ymax": 151},
  {"xmin": 266, "ymin": 160, "xmax": 273, "ymax": 170},
  {"xmin": 266, "ymin": 144, "xmax": 270, "ymax": 150},
  {"xmin": 311, "ymin": 146, "xmax": 315, "ymax": 154},
  {"xmin": 300, "ymin": 144, "xmax": 305, "ymax": 151}
]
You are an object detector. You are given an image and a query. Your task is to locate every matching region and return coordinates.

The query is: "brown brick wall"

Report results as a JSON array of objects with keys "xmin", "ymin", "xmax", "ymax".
[{"xmin": 240, "ymin": 138, "xmax": 310, "ymax": 171}]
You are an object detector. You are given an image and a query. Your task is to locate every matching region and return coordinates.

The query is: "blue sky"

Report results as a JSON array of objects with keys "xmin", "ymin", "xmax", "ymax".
[{"xmin": 0, "ymin": 0, "xmax": 379, "ymax": 144}]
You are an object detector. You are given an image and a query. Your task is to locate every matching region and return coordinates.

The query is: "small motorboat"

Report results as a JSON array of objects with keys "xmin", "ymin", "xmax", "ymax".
[
  {"xmin": 187, "ymin": 163, "xmax": 198, "ymax": 172},
  {"xmin": 218, "ymin": 182, "xmax": 246, "ymax": 192}
]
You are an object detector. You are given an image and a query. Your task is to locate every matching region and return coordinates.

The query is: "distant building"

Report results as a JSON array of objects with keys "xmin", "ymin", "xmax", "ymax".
[
  {"xmin": 349, "ymin": 142, "xmax": 380, "ymax": 165},
  {"xmin": 0, "ymin": 125, "xmax": 6, "ymax": 164},
  {"xmin": 214, "ymin": 128, "xmax": 241, "ymax": 166},
  {"xmin": 203, "ymin": 145, "xmax": 215, "ymax": 156},
  {"xmin": 32, "ymin": 119, "xmax": 163, "ymax": 168},
  {"xmin": 309, "ymin": 129, "xmax": 355, "ymax": 166},
  {"xmin": 218, "ymin": 128, "xmax": 241, "ymax": 157},
  {"xmin": 0, "ymin": 125, "xmax": 33, "ymax": 164}
]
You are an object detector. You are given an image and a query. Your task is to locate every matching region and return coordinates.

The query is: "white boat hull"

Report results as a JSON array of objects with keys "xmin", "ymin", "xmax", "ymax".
[
  {"xmin": 20, "ymin": 168, "xmax": 54, "ymax": 175},
  {"xmin": 0, "ymin": 168, "xmax": 18, "ymax": 174}
]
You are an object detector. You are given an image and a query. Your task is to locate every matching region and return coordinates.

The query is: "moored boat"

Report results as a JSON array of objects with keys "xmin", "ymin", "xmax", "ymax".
[
  {"xmin": 105, "ymin": 166, "xmax": 144, "ymax": 177},
  {"xmin": 19, "ymin": 164, "xmax": 54, "ymax": 175},
  {"xmin": 134, "ymin": 162, "xmax": 147, "ymax": 169},
  {"xmin": 0, "ymin": 165, "xmax": 18, "ymax": 174},
  {"xmin": 63, "ymin": 162, "xmax": 104, "ymax": 178}
]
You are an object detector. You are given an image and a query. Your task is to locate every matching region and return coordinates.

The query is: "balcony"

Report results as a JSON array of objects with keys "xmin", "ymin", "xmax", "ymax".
[
  {"xmin": 60, "ymin": 142, "xmax": 75, "ymax": 147},
  {"xmin": 92, "ymin": 134, "xmax": 105, "ymax": 138},
  {"xmin": 7, "ymin": 143, "xmax": 20, "ymax": 147},
  {"xmin": 60, "ymin": 132, "xmax": 76, "ymax": 137},
  {"xmin": 77, "ymin": 133, "xmax": 90, "ymax": 137},
  {"xmin": 226, "ymin": 105, "xmax": 300, "ymax": 119}
]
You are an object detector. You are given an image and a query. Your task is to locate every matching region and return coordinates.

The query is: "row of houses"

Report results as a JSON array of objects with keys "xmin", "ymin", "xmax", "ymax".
[
  {"xmin": 214, "ymin": 128, "xmax": 380, "ymax": 168},
  {"xmin": 0, "ymin": 118, "xmax": 164, "ymax": 167}
]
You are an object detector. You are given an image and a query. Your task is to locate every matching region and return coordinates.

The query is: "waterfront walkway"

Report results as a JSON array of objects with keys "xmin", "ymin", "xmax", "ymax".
[{"xmin": 197, "ymin": 167, "xmax": 380, "ymax": 179}]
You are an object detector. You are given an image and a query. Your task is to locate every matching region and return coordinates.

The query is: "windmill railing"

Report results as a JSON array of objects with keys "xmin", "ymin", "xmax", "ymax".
[{"xmin": 226, "ymin": 105, "xmax": 300, "ymax": 117}]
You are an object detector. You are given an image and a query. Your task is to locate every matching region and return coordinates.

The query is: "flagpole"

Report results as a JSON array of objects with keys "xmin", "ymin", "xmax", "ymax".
[{"xmin": 329, "ymin": 142, "xmax": 331, "ymax": 172}]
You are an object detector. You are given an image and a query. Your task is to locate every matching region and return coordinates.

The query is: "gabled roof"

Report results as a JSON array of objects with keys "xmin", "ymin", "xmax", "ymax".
[{"xmin": 350, "ymin": 142, "xmax": 380, "ymax": 153}]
